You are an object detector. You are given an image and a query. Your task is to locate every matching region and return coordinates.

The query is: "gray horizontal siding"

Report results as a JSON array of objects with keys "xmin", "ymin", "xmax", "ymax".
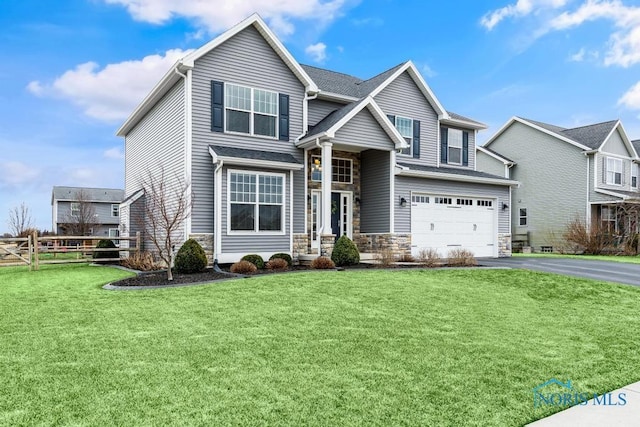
[
  {"xmin": 360, "ymin": 150, "xmax": 391, "ymax": 233},
  {"xmin": 488, "ymin": 121, "xmax": 587, "ymax": 248},
  {"xmin": 124, "ymin": 80, "xmax": 186, "ymax": 245},
  {"xmin": 602, "ymin": 129, "xmax": 631, "ymax": 157},
  {"xmin": 220, "ymin": 166, "xmax": 290, "ymax": 254},
  {"xmin": 394, "ymin": 176, "xmax": 510, "ymax": 234},
  {"xmin": 476, "ymin": 150, "xmax": 506, "ymax": 178},
  {"xmin": 333, "ymin": 109, "xmax": 394, "ymax": 151},
  {"xmin": 374, "ymin": 71, "xmax": 439, "ymax": 166},
  {"xmin": 308, "ymin": 99, "xmax": 343, "ymax": 127},
  {"xmin": 191, "ymin": 25, "xmax": 305, "ymax": 234},
  {"xmin": 55, "ymin": 201, "xmax": 120, "ymax": 225}
]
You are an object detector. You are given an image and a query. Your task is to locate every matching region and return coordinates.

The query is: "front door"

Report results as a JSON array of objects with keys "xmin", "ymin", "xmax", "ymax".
[{"xmin": 331, "ymin": 192, "xmax": 352, "ymax": 241}]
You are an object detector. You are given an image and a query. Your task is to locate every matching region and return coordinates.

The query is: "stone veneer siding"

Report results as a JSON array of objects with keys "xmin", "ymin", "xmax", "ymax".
[
  {"xmin": 498, "ymin": 233, "xmax": 512, "ymax": 257},
  {"xmin": 307, "ymin": 149, "xmax": 361, "ymax": 252},
  {"xmin": 356, "ymin": 233, "xmax": 412, "ymax": 257},
  {"xmin": 188, "ymin": 233, "xmax": 214, "ymax": 266},
  {"xmin": 292, "ymin": 233, "xmax": 308, "ymax": 262},
  {"xmin": 320, "ymin": 234, "xmax": 336, "ymax": 257}
]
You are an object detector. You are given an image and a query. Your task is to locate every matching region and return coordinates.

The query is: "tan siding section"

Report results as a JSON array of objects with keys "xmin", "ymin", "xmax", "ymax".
[{"xmin": 191, "ymin": 25, "xmax": 305, "ymax": 233}]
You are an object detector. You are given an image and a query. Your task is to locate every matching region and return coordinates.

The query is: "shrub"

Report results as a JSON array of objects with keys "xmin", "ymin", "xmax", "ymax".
[
  {"xmin": 563, "ymin": 218, "xmax": 614, "ymax": 255},
  {"xmin": 375, "ymin": 248, "xmax": 396, "ymax": 267},
  {"xmin": 417, "ymin": 248, "xmax": 441, "ymax": 268},
  {"xmin": 94, "ymin": 239, "xmax": 119, "ymax": 259},
  {"xmin": 230, "ymin": 260, "xmax": 257, "ymax": 274},
  {"xmin": 120, "ymin": 251, "xmax": 162, "ymax": 271},
  {"xmin": 397, "ymin": 253, "xmax": 416, "ymax": 262},
  {"xmin": 269, "ymin": 252, "xmax": 293, "ymax": 267},
  {"xmin": 331, "ymin": 235, "xmax": 360, "ymax": 266},
  {"xmin": 174, "ymin": 239, "xmax": 208, "ymax": 274},
  {"xmin": 266, "ymin": 257, "xmax": 289, "ymax": 271},
  {"xmin": 311, "ymin": 256, "xmax": 335, "ymax": 269},
  {"xmin": 241, "ymin": 254, "xmax": 265, "ymax": 269},
  {"xmin": 447, "ymin": 248, "xmax": 477, "ymax": 267}
]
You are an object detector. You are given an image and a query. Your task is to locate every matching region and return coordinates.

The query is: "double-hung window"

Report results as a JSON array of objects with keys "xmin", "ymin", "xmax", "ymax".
[
  {"xmin": 447, "ymin": 129, "xmax": 463, "ymax": 165},
  {"xmin": 632, "ymin": 164, "xmax": 638, "ymax": 188},
  {"xmin": 519, "ymin": 208, "xmax": 528, "ymax": 226},
  {"xmin": 395, "ymin": 116, "xmax": 413, "ymax": 156},
  {"xmin": 225, "ymin": 84, "xmax": 277, "ymax": 137},
  {"xmin": 111, "ymin": 204, "xmax": 119, "ymax": 217},
  {"xmin": 229, "ymin": 171, "xmax": 284, "ymax": 232},
  {"xmin": 606, "ymin": 157, "xmax": 623, "ymax": 185},
  {"xmin": 601, "ymin": 206, "xmax": 617, "ymax": 232},
  {"xmin": 70, "ymin": 202, "xmax": 80, "ymax": 217}
]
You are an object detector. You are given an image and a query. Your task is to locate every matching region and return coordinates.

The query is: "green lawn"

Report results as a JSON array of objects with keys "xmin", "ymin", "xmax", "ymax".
[
  {"xmin": 513, "ymin": 252, "xmax": 640, "ymax": 264},
  {"xmin": 1, "ymin": 264, "xmax": 640, "ymax": 426}
]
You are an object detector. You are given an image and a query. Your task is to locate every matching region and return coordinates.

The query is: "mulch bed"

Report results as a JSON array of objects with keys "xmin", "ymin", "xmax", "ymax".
[{"xmin": 114, "ymin": 269, "xmax": 234, "ymax": 287}]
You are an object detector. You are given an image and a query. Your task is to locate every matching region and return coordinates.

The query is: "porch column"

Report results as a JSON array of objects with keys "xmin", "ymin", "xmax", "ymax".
[{"xmin": 320, "ymin": 140, "xmax": 333, "ymax": 235}]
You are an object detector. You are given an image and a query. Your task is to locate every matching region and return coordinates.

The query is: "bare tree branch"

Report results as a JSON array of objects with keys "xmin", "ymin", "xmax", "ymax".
[
  {"xmin": 7, "ymin": 202, "xmax": 34, "ymax": 237},
  {"xmin": 62, "ymin": 190, "xmax": 98, "ymax": 236},
  {"xmin": 137, "ymin": 166, "xmax": 192, "ymax": 281}
]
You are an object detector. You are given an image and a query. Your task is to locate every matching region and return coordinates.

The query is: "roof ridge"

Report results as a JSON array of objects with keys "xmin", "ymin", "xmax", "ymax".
[
  {"xmin": 358, "ymin": 61, "xmax": 407, "ymax": 84},
  {"xmin": 53, "ymin": 186, "xmax": 124, "ymax": 191},
  {"xmin": 564, "ymin": 119, "xmax": 618, "ymax": 131},
  {"xmin": 300, "ymin": 63, "xmax": 363, "ymax": 81},
  {"xmin": 518, "ymin": 117, "xmax": 567, "ymax": 131}
]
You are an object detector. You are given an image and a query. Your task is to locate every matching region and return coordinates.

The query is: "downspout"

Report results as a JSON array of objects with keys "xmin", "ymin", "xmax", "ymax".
[
  {"xmin": 213, "ymin": 159, "xmax": 224, "ymax": 269},
  {"xmin": 173, "ymin": 65, "xmax": 191, "ymax": 241},
  {"xmin": 296, "ymin": 91, "xmax": 319, "ymax": 141}
]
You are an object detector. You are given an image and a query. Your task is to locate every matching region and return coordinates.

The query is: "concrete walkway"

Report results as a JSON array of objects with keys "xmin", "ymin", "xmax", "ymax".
[{"xmin": 527, "ymin": 381, "xmax": 640, "ymax": 426}]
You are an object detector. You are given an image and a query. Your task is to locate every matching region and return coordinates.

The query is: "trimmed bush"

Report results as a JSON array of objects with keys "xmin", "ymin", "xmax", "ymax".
[
  {"xmin": 94, "ymin": 239, "xmax": 119, "ymax": 259},
  {"xmin": 331, "ymin": 235, "xmax": 360, "ymax": 266},
  {"xmin": 375, "ymin": 248, "xmax": 396, "ymax": 267},
  {"xmin": 231, "ymin": 260, "xmax": 257, "ymax": 274},
  {"xmin": 311, "ymin": 256, "xmax": 335, "ymax": 269},
  {"xmin": 174, "ymin": 239, "xmax": 208, "ymax": 274},
  {"xmin": 266, "ymin": 258, "xmax": 288, "ymax": 271},
  {"xmin": 447, "ymin": 248, "xmax": 477, "ymax": 267},
  {"xmin": 241, "ymin": 254, "xmax": 265, "ymax": 269},
  {"xmin": 269, "ymin": 252, "xmax": 293, "ymax": 267}
]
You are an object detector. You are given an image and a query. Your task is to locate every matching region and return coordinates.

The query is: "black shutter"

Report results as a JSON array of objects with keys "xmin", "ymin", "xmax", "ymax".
[
  {"xmin": 413, "ymin": 120, "xmax": 421, "ymax": 159},
  {"xmin": 462, "ymin": 131, "xmax": 469, "ymax": 166},
  {"xmin": 440, "ymin": 127, "xmax": 448, "ymax": 164},
  {"xmin": 279, "ymin": 93, "xmax": 289, "ymax": 141},
  {"xmin": 211, "ymin": 81, "xmax": 224, "ymax": 132}
]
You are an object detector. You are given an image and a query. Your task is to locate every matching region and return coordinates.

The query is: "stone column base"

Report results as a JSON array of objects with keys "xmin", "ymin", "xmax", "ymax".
[
  {"xmin": 320, "ymin": 234, "xmax": 336, "ymax": 257},
  {"xmin": 188, "ymin": 233, "xmax": 214, "ymax": 266},
  {"xmin": 498, "ymin": 233, "xmax": 512, "ymax": 257},
  {"xmin": 292, "ymin": 233, "xmax": 309, "ymax": 263}
]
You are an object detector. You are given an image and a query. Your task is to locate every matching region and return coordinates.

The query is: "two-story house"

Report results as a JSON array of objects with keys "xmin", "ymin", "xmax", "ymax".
[
  {"xmin": 51, "ymin": 186, "xmax": 124, "ymax": 237},
  {"xmin": 477, "ymin": 117, "xmax": 640, "ymax": 250},
  {"xmin": 117, "ymin": 14, "xmax": 517, "ymax": 264}
]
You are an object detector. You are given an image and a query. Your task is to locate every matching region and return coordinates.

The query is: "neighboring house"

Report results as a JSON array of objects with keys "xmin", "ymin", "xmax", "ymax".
[
  {"xmin": 51, "ymin": 186, "xmax": 124, "ymax": 237},
  {"xmin": 117, "ymin": 13, "xmax": 517, "ymax": 263},
  {"xmin": 478, "ymin": 117, "xmax": 639, "ymax": 250}
]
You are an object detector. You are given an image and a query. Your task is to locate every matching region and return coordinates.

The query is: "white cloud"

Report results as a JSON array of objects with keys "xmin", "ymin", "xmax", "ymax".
[
  {"xmin": 420, "ymin": 64, "xmax": 437, "ymax": 78},
  {"xmin": 618, "ymin": 81, "xmax": 640, "ymax": 109},
  {"xmin": 102, "ymin": 0, "xmax": 350, "ymax": 37},
  {"xmin": 480, "ymin": 0, "xmax": 568, "ymax": 30},
  {"xmin": 104, "ymin": 147, "xmax": 125, "ymax": 159},
  {"xmin": 569, "ymin": 47, "xmax": 586, "ymax": 61},
  {"xmin": 27, "ymin": 49, "xmax": 191, "ymax": 122},
  {"xmin": 0, "ymin": 161, "xmax": 40, "ymax": 188},
  {"xmin": 305, "ymin": 42, "xmax": 327, "ymax": 63}
]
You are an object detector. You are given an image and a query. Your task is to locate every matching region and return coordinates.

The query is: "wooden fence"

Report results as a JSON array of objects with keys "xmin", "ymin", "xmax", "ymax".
[{"xmin": 0, "ymin": 232, "xmax": 141, "ymax": 271}]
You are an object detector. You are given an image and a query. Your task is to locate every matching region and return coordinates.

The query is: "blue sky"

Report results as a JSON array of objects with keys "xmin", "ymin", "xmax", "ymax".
[{"xmin": 2, "ymin": 0, "xmax": 640, "ymax": 232}]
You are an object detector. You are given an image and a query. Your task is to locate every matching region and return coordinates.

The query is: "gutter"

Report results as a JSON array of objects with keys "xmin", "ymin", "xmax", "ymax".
[{"xmin": 397, "ymin": 168, "xmax": 520, "ymax": 187}]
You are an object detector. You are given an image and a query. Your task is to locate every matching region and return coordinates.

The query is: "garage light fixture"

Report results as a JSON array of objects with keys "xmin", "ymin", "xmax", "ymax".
[
  {"xmin": 502, "ymin": 202, "xmax": 509, "ymax": 211},
  {"xmin": 400, "ymin": 197, "xmax": 407, "ymax": 207}
]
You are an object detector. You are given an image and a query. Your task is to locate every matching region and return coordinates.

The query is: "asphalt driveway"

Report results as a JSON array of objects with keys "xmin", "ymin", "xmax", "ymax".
[{"xmin": 480, "ymin": 256, "xmax": 640, "ymax": 287}]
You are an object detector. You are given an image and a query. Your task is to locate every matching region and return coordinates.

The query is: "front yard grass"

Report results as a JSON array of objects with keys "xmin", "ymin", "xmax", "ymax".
[
  {"xmin": 513, "ymin": 252, "xmax": 640, "ymax": 264},
  {"xmin": 1, "ymin": 264, "xmax": 640, "ymax": 426}
]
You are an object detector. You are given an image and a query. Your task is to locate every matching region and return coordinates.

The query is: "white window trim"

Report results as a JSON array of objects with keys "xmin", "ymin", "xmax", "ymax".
[
  {"xmin": 111, "ymin": 204, "xmax": 119, "ymax": 217},
  {"xmin": 310, "ymin": 156, "xmax": 353, "ymax": 184},
  {"xmin": 601, "ymin": 206, "xmax": 618, "ymax": 232},
  {"xmin": 108, "ymin": 228, "xmax": 120, "ymax": 237},
  {"xmin": 226, "ymin": 169, "xmax": 286, "ymax": 235},
  {"xmin": 519, "ymin": 207, "xmax": 528, "ymax": 227},
  {"xmin": 70, "ymin": 202, "xmax": 80, "ymax": 217},
  {"xmin": 606, "ymin": 157, "xmax": 623, "ymax": 186},
  {"xmin": 447, "ymin": 128, "xmax": 463, "ymax": 166},
  {"xmin": 632, "ymin": 164, "xmax": 638, "ymax": 188},
  {"xmin": 395, "ymin": 116, "xmax": 413, "ymax": 157},
  {"xmin": 224, "ymin": 83, "xmax": 279, "ymax": 139}
]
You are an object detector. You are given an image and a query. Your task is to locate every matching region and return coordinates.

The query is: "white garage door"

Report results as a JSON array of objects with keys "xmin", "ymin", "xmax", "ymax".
[{"xmin": 411, "ymin": 194, "xmax": 496, "ymax": 258}]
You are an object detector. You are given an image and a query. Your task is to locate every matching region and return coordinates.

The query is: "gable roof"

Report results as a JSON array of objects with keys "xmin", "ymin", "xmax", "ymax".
[
  {"xmin": 52, "ymin": 186, "xmax": 124, "ymax": 204},
  {"xmin": 633, "ymin": 140, "xmax": 640, "ymax": 156},
  {"xmin": 484, "ymin": 116, "xmax": 623, "ymax": 151},
  {"xmin": 117, "ymin": 13, "xmax": 318, "ymax": 137},
  {"xmin": 476, "ymin": 145, "xmax": 514, "ymax": 164},
  {"xmin": 297, "ymin": 96, "xmax": 407, "ymax": 150},
  {"xmin": 208, "ymin": 145, "xmax": 303, "ymax": 170}
]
